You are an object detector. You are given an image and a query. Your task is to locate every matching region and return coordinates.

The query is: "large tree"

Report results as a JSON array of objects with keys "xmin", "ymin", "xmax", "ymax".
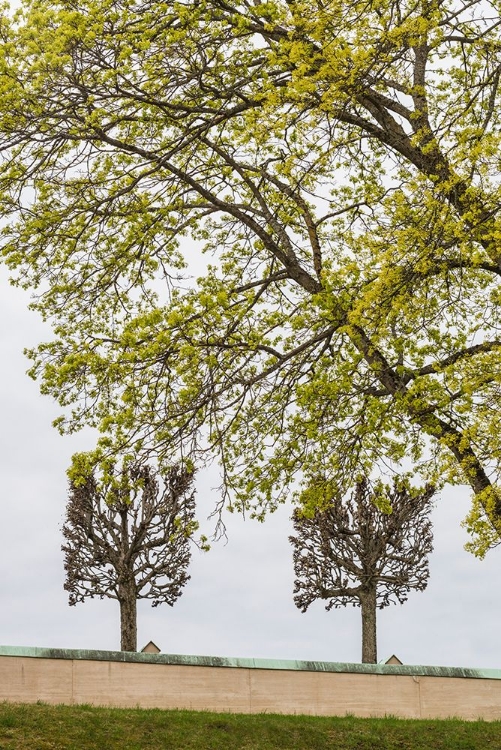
[
  {"xmin": 62, "ymin": 462, "xmax": 197, "ymax": 651},
  {"xmin": 290, "ymin": 477, "xmax": 434, "ymax": 663},
  {"xmin": 1, "ymin": 0, "xmax": 501, "ymax": 551}
]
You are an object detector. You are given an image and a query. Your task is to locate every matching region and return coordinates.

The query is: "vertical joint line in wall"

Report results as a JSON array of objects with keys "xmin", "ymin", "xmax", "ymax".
[
  {"xmin": 413, "ymin": 676, "xmax": 421, "ymax": 717},
  {"xmin": 71, "ymin": 659, "xmax": 75, "ymax": 705},
  {"xmin": 248, "ymin": 668, "xmax": 252, "ymax": 714}
]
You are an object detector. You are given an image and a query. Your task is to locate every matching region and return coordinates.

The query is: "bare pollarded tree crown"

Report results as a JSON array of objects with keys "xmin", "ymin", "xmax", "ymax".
[
  {"xmin": 62, "ymin": 463, "xmax": 197, "ymax": 649},
  {"xmin": 290, "ymin": 476, "xmax": 435, "ymax": 613}
]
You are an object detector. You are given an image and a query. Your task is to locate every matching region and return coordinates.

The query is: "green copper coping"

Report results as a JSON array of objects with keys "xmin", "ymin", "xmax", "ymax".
[{"xmin": 1, "ymin": 645, "xmax": 501, "ymax": 680}]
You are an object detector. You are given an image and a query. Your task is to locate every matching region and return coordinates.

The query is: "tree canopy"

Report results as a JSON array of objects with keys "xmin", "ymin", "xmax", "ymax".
[
  {"xmin": 1, "ymin": 0, "xmax": 501, "ymax": 552},
  {"xmin": 290, "ymin": 476, "xmax": 434, "ymax": 662},
  {"xmin": 62, "ymin": 462, "xmax": 197, "ymax": 651}
]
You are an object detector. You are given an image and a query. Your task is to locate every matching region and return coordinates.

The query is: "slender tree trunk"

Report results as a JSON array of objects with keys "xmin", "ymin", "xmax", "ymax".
[
  {"xmin": 359, "ymin": 588, "xmax": 378, "ymax": 664},
  {"xmin": 119, "ymin": 584, "xmax": 137, "ymax": 652}
]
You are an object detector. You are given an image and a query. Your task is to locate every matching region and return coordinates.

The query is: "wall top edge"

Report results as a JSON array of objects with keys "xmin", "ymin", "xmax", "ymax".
[{"xmin": 0, "ymin": 645, "xmax": 499, "ymax": 679}]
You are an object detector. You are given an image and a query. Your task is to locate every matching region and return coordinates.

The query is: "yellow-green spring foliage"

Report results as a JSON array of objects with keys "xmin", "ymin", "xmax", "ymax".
[{"xmin": 0, "ymin": 0, "xmax": 501, "ymax": 553}]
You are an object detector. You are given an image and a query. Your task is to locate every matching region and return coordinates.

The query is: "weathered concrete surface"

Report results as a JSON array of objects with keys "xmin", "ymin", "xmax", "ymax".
[
  {"xmin": 0, "ymin": 656, "xmax": 73, "ymax": 706},
  {"xmin": 0, "ymin": 647, "xmax": 500, "ymax": 719},
  {"xmin": 418, "ymin": 675, "xmax": 501, "ymax": 721}
]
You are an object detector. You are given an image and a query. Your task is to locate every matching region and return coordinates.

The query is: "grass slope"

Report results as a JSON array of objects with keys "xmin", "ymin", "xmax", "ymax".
[{"xmin": 1, "ymin": 702, "xmax": 501, "ymax": 749}]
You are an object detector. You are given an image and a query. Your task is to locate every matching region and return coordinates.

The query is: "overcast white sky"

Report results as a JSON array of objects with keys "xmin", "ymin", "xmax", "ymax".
[{"xmin": 1, "ymin": 267, "xmax": 500, "ymax": 669}]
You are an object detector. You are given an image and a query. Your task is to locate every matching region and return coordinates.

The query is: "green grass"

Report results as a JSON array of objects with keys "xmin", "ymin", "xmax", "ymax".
[{"xmin": 1, "ymin": 702, "xmax": 500, "ymax": 749}]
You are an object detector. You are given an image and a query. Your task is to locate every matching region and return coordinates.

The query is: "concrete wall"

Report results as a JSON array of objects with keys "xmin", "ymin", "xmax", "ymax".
[{"xmin": 1, "ymin": 647, "xmax": 501, "ymax": 720}]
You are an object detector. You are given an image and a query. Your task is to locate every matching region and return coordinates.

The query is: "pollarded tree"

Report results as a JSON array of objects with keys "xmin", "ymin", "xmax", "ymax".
[
  {"xmin": 1, "ymin": 0, "xmax": 501, "ymax": 551},
  {"xmin": 290, "ymin": 477, "xmax": 435, "ymax": 663},
  {"xmin": 62, "ymin": 462, "xmax": 197, "ymax": 651}
]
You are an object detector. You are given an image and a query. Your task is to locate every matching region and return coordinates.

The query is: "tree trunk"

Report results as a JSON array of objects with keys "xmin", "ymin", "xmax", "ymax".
[
  {"xmin": 359, "ymin": 588, "xmax": 378, "ymax": 664},
  {"xmin": 119, "ymin": 585, "xmax": 137, "ymax": 652}
]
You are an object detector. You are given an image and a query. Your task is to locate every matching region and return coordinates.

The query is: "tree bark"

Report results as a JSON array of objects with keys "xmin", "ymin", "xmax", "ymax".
[
  {"xmin": 119, "ymin": 583, "xmax": 137, "ymax": 652},
  {"xmin": 360, "ymin": 588, "xmax": 378, "ymax": 664}
]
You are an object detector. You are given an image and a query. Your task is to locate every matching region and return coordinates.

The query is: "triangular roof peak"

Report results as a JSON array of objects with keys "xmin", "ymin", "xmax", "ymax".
[
  {"xmin": 382, "ymin": 654, "xmax": 403, "ymax": 665},
  {"xmin": 140, "ymin": 640, "xmax": 161, "ymax": 654}
]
